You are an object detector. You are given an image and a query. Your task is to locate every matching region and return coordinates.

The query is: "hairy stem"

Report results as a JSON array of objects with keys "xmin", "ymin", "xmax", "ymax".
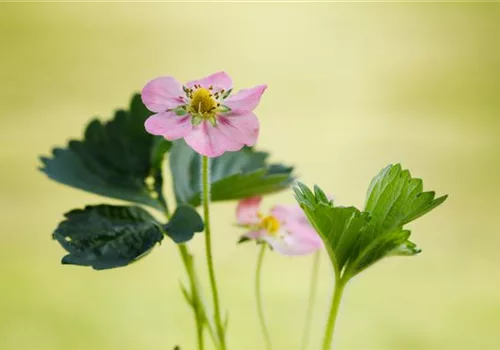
[
  {"xmin": 301, "ymin": 251, "xmax": 321, "ymax": 350},
  {"xmin": 322, "ymin": 278, "xmax": 345, "ymax": 350},
  {"xmin": 255, "ymin": 244, "xmax": 272, "ymax": 350},
  {"xmin": 202, "ymin": 155, "xmax": 226, "ymax": 349}
]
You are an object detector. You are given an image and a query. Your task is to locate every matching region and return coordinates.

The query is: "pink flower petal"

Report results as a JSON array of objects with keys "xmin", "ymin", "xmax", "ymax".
[
  {"xmin": 271, "ymin": 205, "xmax": 310, "ymax": 226},
  {"xmin": 186, "ymin": 72, "xmax": 233, "ymax": 91},
  {"xmin": 184, "ymin": 120, "xmax": 244, "ymax": 157},
  {"xmin": 261, "ymin": 206, "xmax": 322, "ymax": 256},
  {"xmin": 141, "ymin": 77, "xmax": 185, "ymax": 113},
  {"xmin": 262, "ymin": 228, "xmax": 322, "ymax": 256},
  {"xmin": 236, "ymin": 197, "xmax": 262, "ymax": 225},
  {"xmin": 217, "ymin": 111, "xmax": 260, "ymax": 147},
  {"xmin": 286, "ymin": 221, "xmax": 323, "ymax": 247},
  {"xmin": 224, "ymin": 85, "xmax": 267, "ymax": 112},
  {"xmin": 144, "ymin": 112, "xmax": 192, "ymax": 140},
  {"xmin": 282, "ymin": 211, "xmax": 322, "ymax": 250}
]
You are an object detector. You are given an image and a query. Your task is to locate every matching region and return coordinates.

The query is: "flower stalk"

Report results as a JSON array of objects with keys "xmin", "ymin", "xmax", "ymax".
[
  {"xmin": 202, "ymin": 155, "xmax": 226, "ymax": 350},
  {"xmin": 255, "ymin": 243, "xmax": 273, "ymax": 350},
  {"xmin": 301, "ymin": 251, "xmax": 321, "ymax": 350}
]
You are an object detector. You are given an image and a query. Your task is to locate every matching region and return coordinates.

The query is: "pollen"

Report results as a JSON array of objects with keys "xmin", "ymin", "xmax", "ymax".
[
  {"xmin": 261, "ymin": 215, "xmax": 281, "ymax": 234},
  {"xmin": 190, "ymin": 88, "xmax": 217, "ymax": 116}
]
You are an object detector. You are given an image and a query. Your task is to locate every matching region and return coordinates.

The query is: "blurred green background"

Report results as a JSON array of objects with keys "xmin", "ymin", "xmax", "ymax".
[{"xmin": 1, "ymin": 3, "xmax": 499, "ymax": 350}]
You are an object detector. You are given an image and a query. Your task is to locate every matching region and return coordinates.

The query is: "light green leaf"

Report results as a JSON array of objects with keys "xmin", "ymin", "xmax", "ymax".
[
  {"xmin": 364, "ymin": 164, "xmax": 448, "ymax": 234},
  {"xmin": 294, "ymin": 184, "xmax": 370, "ymax": 274},
  {"xmin": 294, "ymin": 164, "xmax": 447, "ymax": 281},
  {"xmin": 388, "ymin": 239, "xmax": 422, "ymax": 257},
  {"xmin": 169, "ymin": 140, "xmax": 294, "ymax": 206},
  {"xmin": 39, "ymin": 94, "xmax": 170, "ymax": 211},
  {"xmin": 53, "ymin": 205, "xmax": 164, "ymax": 270},
  {"xmin": 345, "ymin": 229, "xmax": 412, "ymax": 276}
]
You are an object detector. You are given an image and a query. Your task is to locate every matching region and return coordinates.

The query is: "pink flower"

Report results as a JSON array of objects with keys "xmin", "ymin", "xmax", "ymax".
[
  {"xmin": 141, "ymin": 72, "xmax": 267, "ymax": 157},
  {"xmin": 236, "ymin": 196, "xmax": 323, "ymax": 256}
]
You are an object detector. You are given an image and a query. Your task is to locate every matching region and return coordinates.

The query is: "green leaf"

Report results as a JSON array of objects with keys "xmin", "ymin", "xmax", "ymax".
[
  {"xmin": 294, "ymin": 186, "xmax": 370, "ymax": 273},
  {"xmin": 346, "ymin": 228, "xmax": 413, "ymax": 276},
  {"xmin": 388, "ymin": 239, "xmax": 422, "ymax": 257},
  {"xmin": 348, "ymin": 164, "xmax": 447, "ymax": 275},
  {"xmin": 364, "ymin": 164, "xmax": 448, "ymax": 234},
  {"xmin": 53, "ymin": 205, "xmax": 164, "ymax": 270},
  {"xmin": 164, "ymin": 205, "xmax": 204, "ymax": 243},
  {"xmin": 169, "ymin": 140, "xmax": 294, "ymax": 206},
  {"xmin": 294, "ymin": 164, "xmax": 447, "ymax": 280},
  {"xmin": 39, "ymin": 94, "xmax": 170, "ymax": 211},
  {"xmin": 237, "ymin": 236, "xmax": 252, "ymax": 244}
]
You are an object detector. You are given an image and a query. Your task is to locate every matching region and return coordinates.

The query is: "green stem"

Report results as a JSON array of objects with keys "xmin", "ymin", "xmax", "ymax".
[
  {"xmin": 178, "ymin": 244, "xmax": 206, "ymax": 350},
  {"xmin": 202, "ymin": 155, "xmax": 226, "ymax": 350},
  {"xmin": 301, "ymin": 251, "xmax": 321, "ymax": 350},
  {"xmin": 255, "ymin": 244, "xmax": 272, "ymax": 350},
  {"xmin": 166, "ymin": 208, "xmax": 217, "ymax": 350},
  {"xmin": 322, "ymin": 279, "xmax": 346, "ymax": 350}
]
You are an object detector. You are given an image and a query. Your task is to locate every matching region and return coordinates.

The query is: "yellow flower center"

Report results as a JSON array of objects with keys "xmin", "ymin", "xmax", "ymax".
[
  {"xmin": 261, "ymin": 215, "xmax": 281, "ymax": 235},
  {"xmin": 190, "ymin": 88, "xmax": 217, "ymax": 117}
]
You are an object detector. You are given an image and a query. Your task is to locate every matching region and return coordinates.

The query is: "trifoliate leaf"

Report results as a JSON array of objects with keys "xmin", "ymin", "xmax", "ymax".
[
  {"xmin": 164, "ymin": 205, "xmax": 204, "ymax": 243},
  {"xmin": 53, "ymin": 205, "xmax": 164, "ymax": 270},
  {"xmin": 39, "ymin": 94, "xmax": 170, "ymax": 211},
  {"xmin": 294, "ymin": 164, "xmax": 447, "ymax": 281},
  {"xmin": 169, "ymin": 140, "xmax": 294, "ymax": 206}
]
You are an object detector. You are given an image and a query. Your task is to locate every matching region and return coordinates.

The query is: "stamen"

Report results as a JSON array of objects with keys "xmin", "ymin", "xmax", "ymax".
[
  {"xmin": 261, "ymin": 216, "xmax": 281, "ymax": 235},
  {"xmin": 189, "ymin": 87, "xmax": 218, "ymax": 119}
]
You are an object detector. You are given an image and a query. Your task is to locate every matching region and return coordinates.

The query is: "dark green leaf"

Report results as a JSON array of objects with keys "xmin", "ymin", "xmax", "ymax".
[
  {"xmin": 164, "ymin": 205, "xmax": 204, "ymax": 243},
  {"xmin": 39, "ymin": 94, "xmax": 170, "ymax": 211},
  {"xmin": 169, "ymin": 140, "xmax": 294, "ymax": 206},
  {"xmin": 53, "ymin": 205, "xmax": 163, "ymax": 270},
  {"xmin": 237, "ymin": 236, "xmax": 251, "ymax": 244}
]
